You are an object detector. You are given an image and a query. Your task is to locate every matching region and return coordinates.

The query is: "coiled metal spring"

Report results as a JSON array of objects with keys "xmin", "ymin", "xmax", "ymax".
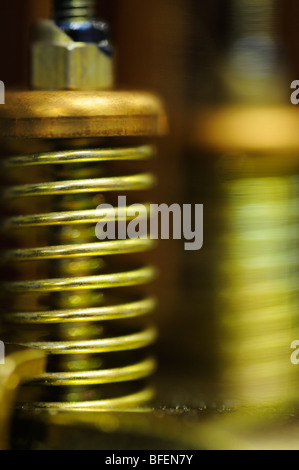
[
  {"xmin": 53, "ymin": 0, "xmax": 95, "ymax": 21},
  {"xmin": 183, "ymin": 147, "xmax": 299, "ymax": 407},
  {"xmin": 1, "ymin": 143, "xmax": 158, "ymax": 411}
]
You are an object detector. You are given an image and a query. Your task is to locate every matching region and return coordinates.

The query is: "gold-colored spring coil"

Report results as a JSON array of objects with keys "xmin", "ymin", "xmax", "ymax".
[
  {"xmin": 217, "ymin": 156, "xmax": 299, "ymax": 406},
  {"xmin": 185, "ymin": 150, "xmax": 299, "ymax": 408},
  {"xmin": 1, "ymin": 144, "xmax": 158, "ymax": 411}
]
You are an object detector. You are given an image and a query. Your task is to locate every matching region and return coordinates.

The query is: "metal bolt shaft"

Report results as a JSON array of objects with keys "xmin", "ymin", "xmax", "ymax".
[{"xmin": 53, "ymin": 0, "xmax": 96, "ymax": 21}]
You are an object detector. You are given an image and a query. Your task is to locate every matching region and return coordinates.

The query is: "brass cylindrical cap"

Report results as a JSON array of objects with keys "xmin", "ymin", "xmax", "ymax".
[{"xmin": 0, "ymin": 91, "xmax": 168, "ymax": 139}]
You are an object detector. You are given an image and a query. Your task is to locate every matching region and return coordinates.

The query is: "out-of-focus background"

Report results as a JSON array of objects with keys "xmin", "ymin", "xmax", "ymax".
[{"xmin": 1, "ymin": 0, "xmax": 299, "ymax": 408}]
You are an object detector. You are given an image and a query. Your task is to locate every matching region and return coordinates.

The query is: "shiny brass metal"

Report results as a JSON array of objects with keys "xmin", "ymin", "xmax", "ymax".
[
  {"xmin": 0, "ymin": 91, "xmax": 168, "ymax": 139},
  {"xmin": 191, "ymin": 106, "xmax": 299, "ymax": 153},
  {"xmin": 0, "ymin": 91, "xmax": 166, "ymax": 413},
  {"xmin": 53, "ymin": 0, "xmax": 96, "ymax": 21},
  {"xmin": 186, "ymin": 103, "xmax": 299, "ymax": 409},
  {"xmin": 31, "ymin": 20, "xmax": 113, "ymax": 91},
  {"xmin": 0, "ymin": 349, "xmax": 46, "ymax": 450}
]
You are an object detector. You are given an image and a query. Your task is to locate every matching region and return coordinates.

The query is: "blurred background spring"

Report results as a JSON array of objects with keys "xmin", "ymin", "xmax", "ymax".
[
  {"xmin": 156, "ymin": 0, "xmax": 299, "ymax": 409},
  {"xmin": 180, "ymin": 150, "xmax": 299, "ymax": 407}
]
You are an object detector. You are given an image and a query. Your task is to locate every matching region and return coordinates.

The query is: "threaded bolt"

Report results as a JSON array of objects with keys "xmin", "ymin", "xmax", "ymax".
[{"xmin": 53, "ymin": 0, "xmax": 96, "ymax": 21}]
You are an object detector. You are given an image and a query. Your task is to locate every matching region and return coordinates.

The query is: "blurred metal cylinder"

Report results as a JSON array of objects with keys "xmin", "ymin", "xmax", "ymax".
[{"xmin": 177, "ymin": 0, "xmax": 299, "ymax": 408}]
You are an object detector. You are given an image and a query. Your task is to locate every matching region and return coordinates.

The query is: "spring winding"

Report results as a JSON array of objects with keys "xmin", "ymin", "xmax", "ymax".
[
  {"xmin": 183, "ymin": 150, "xmax": 299, "ymax": 407},
  {"xmin": 1, "ymin": 144, "xmax": 158, "ymax": 411},
  {"xmin": 218, "ymin": 165, "xmax": 299, "ymax": 405},
  {"xmin": 53, "ymin": 0, "xmax": 96, "ymax": 21}
]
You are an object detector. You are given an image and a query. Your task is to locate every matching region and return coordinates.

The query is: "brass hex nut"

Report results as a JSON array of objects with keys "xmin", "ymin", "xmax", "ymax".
[{"xmin": 31, "ymin": 20, "xmax": 114, "ymax": 91}]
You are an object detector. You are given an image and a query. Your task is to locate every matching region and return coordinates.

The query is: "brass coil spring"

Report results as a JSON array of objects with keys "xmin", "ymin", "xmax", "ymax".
[
  {"xmin": 217, "ymin": 163, "xmax": 299, "ymax": 406},
  {"xmin": 182, "ymin": 151, "xmax": 299, "ymax": 408},
  {"xmin": 53, "ymin": 0, "xmax": 95, "ymax": 21},
  {"xmin": 1, "ymin": 143, "xmax": 158, "ymax": 411}
]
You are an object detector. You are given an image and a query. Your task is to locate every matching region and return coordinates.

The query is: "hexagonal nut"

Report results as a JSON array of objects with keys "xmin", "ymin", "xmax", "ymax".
[{"xmin": 31, "ymin": 20, "xmax": 114, "ymax": 91}]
